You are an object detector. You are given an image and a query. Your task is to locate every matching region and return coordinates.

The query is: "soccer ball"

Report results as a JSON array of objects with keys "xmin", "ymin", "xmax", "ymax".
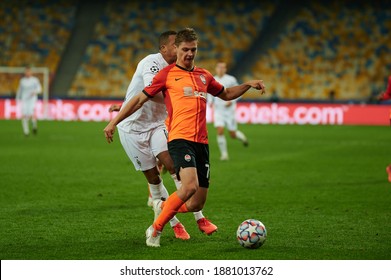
[{"xmin": 237, "ymin": 219, "xmax": 267, "ymax": 249}]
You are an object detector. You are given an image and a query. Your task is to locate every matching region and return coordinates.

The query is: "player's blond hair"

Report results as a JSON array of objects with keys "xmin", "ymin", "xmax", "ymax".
[{"xmin": 175, "ymin": 28, "xmax": 198, "ymax": 46}]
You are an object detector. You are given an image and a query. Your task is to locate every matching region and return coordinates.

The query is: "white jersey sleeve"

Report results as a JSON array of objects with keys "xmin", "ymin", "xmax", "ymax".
[
  {"xmin": 213, "ymin": 74, "xmax": 239, "ymax": 111},
  {"xmin": 117, "ymin": 53, "xmax": 169, "ymax": 133},
  {"xmin": 142, "ymin": 58, "xmax": 160, "ymax": 87}
]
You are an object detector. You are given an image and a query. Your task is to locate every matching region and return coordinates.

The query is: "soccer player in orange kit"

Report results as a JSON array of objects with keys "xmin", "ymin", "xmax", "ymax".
[{"xmin": 104, "ymin": 28, "xmax": 266, "ymax": 247}]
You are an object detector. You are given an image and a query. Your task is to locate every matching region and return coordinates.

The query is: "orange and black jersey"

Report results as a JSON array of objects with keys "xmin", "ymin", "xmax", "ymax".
[{"xmin": 143, "ymin": 64, "xmax": 224, "ymax": 144}]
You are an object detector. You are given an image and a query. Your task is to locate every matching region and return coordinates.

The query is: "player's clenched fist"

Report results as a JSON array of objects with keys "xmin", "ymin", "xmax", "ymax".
[
  {"xmin": 248, "ymin": 80, "xmax": 266, "ymax": 94},
  {"xmin": 108, "ymin": 104, "xmax": 121, "ymax": 112}
]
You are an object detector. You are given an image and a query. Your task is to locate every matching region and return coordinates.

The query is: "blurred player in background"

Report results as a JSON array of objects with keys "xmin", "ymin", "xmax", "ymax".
[
  {"xmin": 108, "ymin": 31, "xmax": 216, "ymax": 240},
  {"xmin": 386, "ymin": 164, "xmax": 391, "ymax": 183},
  {"xmin": 379, "ymin": 75, "xmax": 391, "ymax": 183},
  {"xmin": 208, "ymin": 61, "xmax": 248, "ymax": 160},
  {"xmin": 104, "ymin": 27, "xmax": 266, "ymax": 247},
  {"xmin": 378, "ymin": 75, "xmax": 391, "ymax": 102},
  {"xmin": 16, "ymin": 66, "xmax": 42, "ymax": 136}
]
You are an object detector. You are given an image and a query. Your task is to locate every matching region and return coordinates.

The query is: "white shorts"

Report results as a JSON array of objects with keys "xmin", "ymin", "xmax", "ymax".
[
  {"xmin": 21, "ymin": 99, "xmax": 37, "ymax": 117},
  {"xmin": 118, "ymin": 125, "xmax": 168, "ymax": 171},
  {"xmin": 214, "ymin": 109, "xmax": 237, "ymax": 131}
]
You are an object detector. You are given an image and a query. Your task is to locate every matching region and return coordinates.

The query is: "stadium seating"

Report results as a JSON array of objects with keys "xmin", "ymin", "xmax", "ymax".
[
  {"xmin": 246, "ymin": 0, "xmax": 391, "ymax": 101},
  {"xmin": 68, "ymin": 0, "xmax": 275, "ymax": 97},
  {"xmin": 0, "ymin": 0, "xmax": 76, "ymax": 95},
  {"xmin": 2, "ymin": 0, "xmax": 390, "ymax": 102}
]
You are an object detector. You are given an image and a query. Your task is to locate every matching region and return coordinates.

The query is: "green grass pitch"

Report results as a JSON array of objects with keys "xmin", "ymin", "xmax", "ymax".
[{"xmin": 1, "ymin": 120, "xmax": 390, "ymax": 260}]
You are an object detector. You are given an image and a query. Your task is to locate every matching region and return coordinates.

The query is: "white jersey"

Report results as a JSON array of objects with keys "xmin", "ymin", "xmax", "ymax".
[
  {"xmin": 209, "ymin": 74, "xmax": 239, "ymax": 112},
  {"xmin": 16, "ymin": 76, "xmax": 42, "ymax": 102},
  {"xmin": 117, "ymin": 52, "xmax": 168, "ymax": 133}
]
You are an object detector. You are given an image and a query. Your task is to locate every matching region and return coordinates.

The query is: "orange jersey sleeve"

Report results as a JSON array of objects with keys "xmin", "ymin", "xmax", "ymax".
[{"xmin": 143, "ymin": 64, "xmax": 224, "ymax": 144}]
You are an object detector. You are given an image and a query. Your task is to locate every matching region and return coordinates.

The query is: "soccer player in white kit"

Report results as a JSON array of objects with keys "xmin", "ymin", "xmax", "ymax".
[
  {"xmin": 16, "ymin": 66, "xmax": 42, "ymax": 136},
  {"xmin": 109, "ymin": 31, "xmax": 217, "ymax": 239},
  {"xmin": 208, "ymin": 61, "xmax": 248, "ymax": 160}
]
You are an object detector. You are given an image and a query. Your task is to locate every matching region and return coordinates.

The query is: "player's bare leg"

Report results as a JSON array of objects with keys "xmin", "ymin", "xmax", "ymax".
[
  {"xmin": 153, "ymin": 167, "xmax": 217, "ymax": 238},
  {"xmin": 156, "ymin": 151, "xmax": 214, "ymax": 233},
  {"xmin": 184, "ymin": 188, "xmax": 218, "ymax": 235},
  {"xmin": 143, "ymin": 165, "xmax": 189, "ymax": 240},
  {"xmin": 177, "ymin": 168, "xmax": 217, "ymax": 235},
  {"xmin": 22, "ymin": 116, "xmax": 30, "ymax": 136},
  {"xmin": 156, "ymin": 158, "xmax": 167, "ymax": 174}
]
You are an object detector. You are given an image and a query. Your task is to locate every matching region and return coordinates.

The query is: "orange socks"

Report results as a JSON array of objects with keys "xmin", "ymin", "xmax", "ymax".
[
  {"xmin": 387, "ymin": 165, "xmax": 391, "ymax": 183},
  {"xmin": 161, "ymin": 200, "xmax": 188, "ymax": 213},
  {"xmin": 177, "ymin": 203, "xmax": 189, "ymax": 213},
  {"xmin": 154, "ymin": 192, "xmax": 187, "ymax": 231}
]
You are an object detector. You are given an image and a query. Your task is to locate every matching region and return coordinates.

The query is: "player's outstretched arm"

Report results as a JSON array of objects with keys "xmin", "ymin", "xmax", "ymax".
[
  {"xmin": 219, "ymin": 80, "xmax": 266, "ymax": 101},
  {"xmin": 103, "ymin": 92, "xmax": 149, "ymax": 143}
]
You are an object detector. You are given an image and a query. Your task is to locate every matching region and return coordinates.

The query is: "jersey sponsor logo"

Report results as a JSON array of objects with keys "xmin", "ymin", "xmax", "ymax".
[
  {"xmin": 184, "ymin": 154, "xmax": 191, "ymax": 162},
  {"xmin": 183, "ymin": 87, "xmax": 193, "ymax": 96},
  {"xmin": 175, "ymin": 77, "xmax": 183, "ymax": 81},
  {"xmin": 194, "ymin": 91, "xmax": 207, "ymax": 99},
  {"xmin": 183, "ymin": 87, "xmax": 207, "ymax": 99},
  {"xmin": 199, "ymin": 74, "xmax": 206, "ymax": 85}
]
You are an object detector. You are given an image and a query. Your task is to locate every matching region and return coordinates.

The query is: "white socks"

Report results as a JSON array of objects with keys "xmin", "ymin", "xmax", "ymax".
[
  {"xmin": 193, "ymin": 211, "xmax": 204, "ymax": 221},
  {"xmin": 235, "ymin": 130, "xmax": 247, "ymax": 143},
  {"xmin": 149, "ymin": 179, "xmax": 166, "ymax": 200},
  {"xmin": 217, "ymin": 135, "xmax": 228, "ymax": 159},
  {"xmin": 21, "ymin": 118, "xmax": 38, "ymax": 136},
  {"xmin": 149, "ymin": 179, "xmax": 179, "ymax": 227},
  {"xmin": 218, "ymin": 130, "xmax": 248, "ymax": 159},
  {"xmin": 22, "ymin": 118, "xmax": 29, "ymax": 135}
]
